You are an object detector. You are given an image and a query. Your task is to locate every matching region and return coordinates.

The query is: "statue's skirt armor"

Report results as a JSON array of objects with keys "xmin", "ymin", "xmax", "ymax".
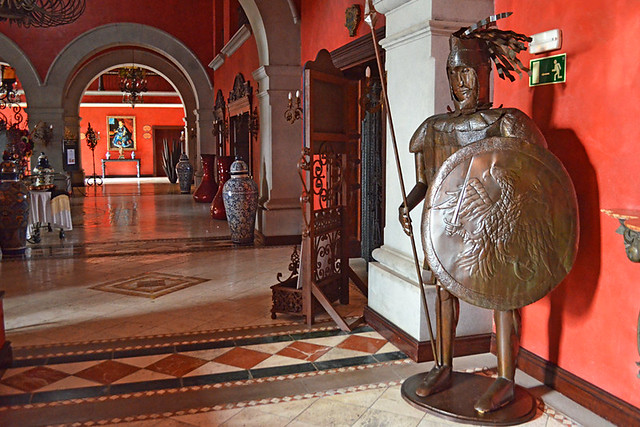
[{"xmin": 424, "ymin": 137, "xmax": 579, "ymax": 310}]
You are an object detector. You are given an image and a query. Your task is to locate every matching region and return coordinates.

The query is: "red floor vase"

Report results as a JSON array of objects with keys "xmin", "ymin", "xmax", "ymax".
[
  {"xmin": 193, "ymin": 154, "xmax": 218, "ymax": 203},
  {"xmin": 210, "ymin": 156, "xmax": 234, "ymax": 220}
]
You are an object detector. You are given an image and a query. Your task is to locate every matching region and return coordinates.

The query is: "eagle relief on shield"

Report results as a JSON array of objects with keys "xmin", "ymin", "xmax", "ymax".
[{"xmin": 424, "ymin": 137, "xmax": 579, "ymax": 311}]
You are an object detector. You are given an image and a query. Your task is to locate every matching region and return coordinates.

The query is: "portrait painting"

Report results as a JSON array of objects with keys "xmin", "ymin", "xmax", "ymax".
[{"xmin": 107, "ymin": 116, "xmax": 136, "ymax": 150}]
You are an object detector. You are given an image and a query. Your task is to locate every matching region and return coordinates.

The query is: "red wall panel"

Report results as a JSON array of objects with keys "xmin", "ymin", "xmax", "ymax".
[
  {"xmin": 495, "ymin": 0, "xmax": 640, "ymax": 407},
  {"xmin": 300, "ymin": 0, "xmax": 385, "ymax": 65},
  {"xmin": 0, "ymin": 0, "xmax": 214, "ymax": 82},
  {"xmin": 79, "ymin": 106, "xmax": 185, "ymax": 176}
]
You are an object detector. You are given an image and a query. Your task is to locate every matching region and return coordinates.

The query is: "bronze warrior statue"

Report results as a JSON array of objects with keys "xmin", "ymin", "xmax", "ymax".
[{"xmin": 399, "ymin": 18, "xmax": 578, "ymax": 413}]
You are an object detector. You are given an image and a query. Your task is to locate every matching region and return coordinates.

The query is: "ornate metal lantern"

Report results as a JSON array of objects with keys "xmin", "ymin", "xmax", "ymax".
[{"xmin": 119, "ymin": 66, "xmax": 148, "ymax": 108}]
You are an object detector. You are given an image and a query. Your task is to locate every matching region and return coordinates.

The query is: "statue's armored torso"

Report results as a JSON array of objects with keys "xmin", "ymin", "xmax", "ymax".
[{"xmin": 409, "ymin": 108, "xmax": 546, "ymax": 184}]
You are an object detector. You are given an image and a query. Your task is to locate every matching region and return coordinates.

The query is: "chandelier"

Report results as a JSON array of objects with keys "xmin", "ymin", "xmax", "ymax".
[
  {"xmin": 119, "ymin": 66, "xmax": 148, "ymax": 108},
  {"xmin": 0, "ymin": 0, "xmax": 86, "ymax": 28}
]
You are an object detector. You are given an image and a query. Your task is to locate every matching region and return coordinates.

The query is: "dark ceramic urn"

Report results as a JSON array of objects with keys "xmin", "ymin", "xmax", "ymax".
[
  {"xmin": 222, "ymin": 159, "xmax": 258, "ymax": 244},
  {"xmin": 0, "ymin": 160, "xmax": 30, "ymax": 256},
  {"xmin": 175, "ymin": 153, "xmax": 194, "ymax": 194}
]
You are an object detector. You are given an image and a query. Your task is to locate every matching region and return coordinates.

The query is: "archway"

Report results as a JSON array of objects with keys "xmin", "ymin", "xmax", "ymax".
[
  {"xmin": 63, "ymin": 49, "xmax": 199, "ymax": 178},
  {"xmin": 28, "ymin": 23, "xmax": 214, "ymax": 176}
]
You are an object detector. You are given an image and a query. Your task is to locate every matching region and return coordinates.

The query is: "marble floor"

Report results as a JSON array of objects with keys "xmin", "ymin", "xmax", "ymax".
[{"xmin": 0, "ymin": 180, "xmax": 613, "ymax": 426}]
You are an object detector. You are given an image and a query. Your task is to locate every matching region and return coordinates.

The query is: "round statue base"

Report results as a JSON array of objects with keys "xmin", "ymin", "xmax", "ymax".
[{"xmin": 401, "ymin": 371, "xmax": 537, "ymax": 426}]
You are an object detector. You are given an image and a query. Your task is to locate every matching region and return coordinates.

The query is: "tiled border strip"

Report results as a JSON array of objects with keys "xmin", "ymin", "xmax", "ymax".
[
  {"xmin": 43, "ymin": 368, "xmax": 581, "ymax": 427},
  {"xmin": 13, "ymin": 317, "xmax": 313, "ymax": 351},
  {"xmin": 0, "ymin": 358, "xmax": 412, "ymax": 410},
  {"xmin": 12, "ymin": 320, "xmax": 364, "ymax": 362}
]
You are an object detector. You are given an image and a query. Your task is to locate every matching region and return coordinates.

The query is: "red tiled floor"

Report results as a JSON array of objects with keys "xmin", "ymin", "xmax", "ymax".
[
  {"xmin": 213, "ymin": 347, "xmax": 271, "ymax": 370},
  {"xmin": 336, "ymin": 335, "xmax": 387, "ymax": 353},
  {"xmin": 276, "ymin": 341, "xmax": 331, "ymax": 362},
  {"xmin": 145, "ymin": 354, "xmax": 208, "ymax": 377},
  {"xmin": 74, "ymin": 360, "xmax": 140, "ymax": 384},
  {"xmin": 1, "ymin": 366, "xmax": 69, "ymax": 392}
]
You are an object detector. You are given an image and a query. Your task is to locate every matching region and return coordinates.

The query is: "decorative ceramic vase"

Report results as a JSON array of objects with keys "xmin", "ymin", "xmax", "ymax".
[
  {"xmin": 32, "ymin": 152, "xmax": 54, "ymax": 188},
  {"xmin": 175, "ymin": 153, "xmax": 194, "ymax": 194},
  {"xmin": 223, "ymin": 159, "xmax": 258, "ymax": 244},
  {"xmin": 0, "ymin": 160, "xmax": 29, "ymax": 256},
  {"xmin": 193, "ymin": 154, "xmax": 218, "ymax": 203},
  {"xmin": 210, "ymin": 156, "xmax": 234, "ymax": 220}
]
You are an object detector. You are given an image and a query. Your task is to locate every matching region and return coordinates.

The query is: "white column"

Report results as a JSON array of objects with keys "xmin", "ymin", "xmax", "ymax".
[
  {"xmin": 368, "ymin": 0, "xmax": 493, "ymax": 342},
  {"xmin": 252, "ymin": 64, "xmax": 303, "ymax": 239}
]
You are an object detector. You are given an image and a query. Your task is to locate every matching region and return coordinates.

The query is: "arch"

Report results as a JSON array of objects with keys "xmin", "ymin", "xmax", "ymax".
[
  {"xmin": 0, "ymin": 33, "xmax": 42, "ymax": 106},
  {"xmin": 239, "ymin": 0, "xmax": 300, "ymax": 66},
  {"xmin": 46, "ymin": 23, "xmax": 213, "ymax": 112},
  {"xmin": 63, "ymin": 49, "xmax": 199, "ymax": 160}
]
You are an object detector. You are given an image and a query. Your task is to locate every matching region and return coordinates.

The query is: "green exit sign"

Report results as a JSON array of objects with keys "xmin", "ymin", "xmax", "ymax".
[{"xmin": 529, "ymin": 53, "xmax": 566, "ymax": 87}]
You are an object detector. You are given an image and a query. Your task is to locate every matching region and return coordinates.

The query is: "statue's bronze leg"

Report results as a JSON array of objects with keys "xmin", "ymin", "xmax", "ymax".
[
  {"xmin": 474, "ymin": 309, "xmax": 520, "ymax": 413},
  {"xmin": 416, "ymin": 285, "xmax": 458, "ymax": 397}
]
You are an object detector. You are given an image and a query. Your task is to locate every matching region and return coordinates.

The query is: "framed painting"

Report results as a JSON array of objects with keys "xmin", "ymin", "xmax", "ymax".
[{"xmin": 107, "ymin": 116, "xmax": 136, "ymax": 150}]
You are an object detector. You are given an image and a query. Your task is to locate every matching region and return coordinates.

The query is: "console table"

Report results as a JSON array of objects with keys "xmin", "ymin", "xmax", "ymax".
[{"xmin": 101, "ymin": 159, "xmax": 141, "ymax": 179}]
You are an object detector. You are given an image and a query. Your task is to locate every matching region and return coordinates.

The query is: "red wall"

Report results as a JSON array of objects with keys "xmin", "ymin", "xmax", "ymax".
[
  {"xmin": 0, "ymin": 0, "xmax": 214, "ymax": 82},
  {"xmin": 79, "ymin": 106, "xmax": 185, "ymax": 176},
  {"xmin": 495, "ymin": 0, "xmax": 640, "ymax": 408},
  {"xmin": 300, "ymin": 0, "xmax": 385, "ymax": 64}
]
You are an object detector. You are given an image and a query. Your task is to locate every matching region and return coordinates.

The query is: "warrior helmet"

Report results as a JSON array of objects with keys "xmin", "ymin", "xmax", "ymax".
[{"xmin": 448, "ymin": 12, "xmax": 531, "ymax": 82}]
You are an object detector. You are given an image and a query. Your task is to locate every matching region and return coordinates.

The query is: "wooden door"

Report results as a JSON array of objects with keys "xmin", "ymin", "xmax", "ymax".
[
  {"xmin": 299, "ymin": 49, "xmax": 363, "ymax": 331},
  {"xmin": 153, "ymin": 126, "xmax": 183, "ymax": 176}
]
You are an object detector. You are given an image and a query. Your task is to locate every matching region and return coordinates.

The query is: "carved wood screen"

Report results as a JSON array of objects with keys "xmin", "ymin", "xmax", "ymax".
[
  {"xmin": 298, "ymin": 50, "xmax": 363, "ymax": 331},
  {"xmin": 213, "ymin": 89, "xmax": 227, "ymax": 156},
  {"xmin": 227, "ymin": 73, "xmax": 258, "ymax": 176}
]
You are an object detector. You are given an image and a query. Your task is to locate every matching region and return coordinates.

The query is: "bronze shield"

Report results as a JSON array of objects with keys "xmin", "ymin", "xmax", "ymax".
[{"xmin": 424, "ymin": 137, "xmax": 579, "ymax": 310}]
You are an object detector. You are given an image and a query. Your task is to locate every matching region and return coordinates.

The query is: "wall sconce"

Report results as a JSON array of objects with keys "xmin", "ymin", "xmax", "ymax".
[
  {"xmin": 602, "ymin": 209, "xmax": 640, "ymax": 262},
  {"xmin": 31, "ymin": 121, "xmax": 54, "ymax": 147},
  {"xmin": 284, "ymin": 90, "xmax": 302, "ymax": 124}
]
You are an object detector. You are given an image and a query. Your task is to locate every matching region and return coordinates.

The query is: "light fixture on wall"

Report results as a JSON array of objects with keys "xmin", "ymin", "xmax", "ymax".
[
  {"xmin": 0, "ymin": 0, "xmax": 86, "ymax": 28},
  {"xmin": 119, "ymin": 66, "xmax": 148, "ymax": 108},
  {"xmin": 284, "ymin": 90, "xmax": 302, "ymax": 124}
]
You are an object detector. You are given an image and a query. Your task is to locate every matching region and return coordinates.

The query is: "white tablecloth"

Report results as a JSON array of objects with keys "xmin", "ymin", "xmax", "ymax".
[{"xmin": 27, "ymin": 191, "xmax": 73, "ymax": 238}]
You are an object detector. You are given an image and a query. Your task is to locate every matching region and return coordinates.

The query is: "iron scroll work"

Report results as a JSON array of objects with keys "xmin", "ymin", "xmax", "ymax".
[{"xmin": 425, "ymin": 137, "xmax": 579, "ymax": 311}]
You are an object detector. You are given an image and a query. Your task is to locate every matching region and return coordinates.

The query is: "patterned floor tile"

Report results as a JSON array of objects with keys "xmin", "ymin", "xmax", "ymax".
[
  {"xmin": 91, "ymin": 272, "xmax": 209, "ymax": 299},
  {"xmin": 74, "ymin": 360, "xmax": 140, "ymax": 384},
  {"xmin": 145, "ymin": 354, "xmax": 208, "ymax": 377},
  {"xmin": 251, "ymin": 354, "xmax": 310, "ymax": 370},
  {"xmin": 117, "ymin": 354, "xmax": 172, "ymax": 368},
  {"xmin": 0, "ymin": 382, "xmax": 25, "ymax": 395},
  {"xmin": 314, "ymin": 347, "xmax": 369, "ymax": 362},
  {"xmin": 181, "ymin": 348, "xmax": 233, "ymax": 361},
  {"xmin": 183, "ymin": 361, "xmax": 243, "ymax": 377},
  {"xmin": 112, "ymin": 368, "xmax": 175, "ymax": 384},
  {"xmin": 37, "ymin": 375, "xmax": 102, "ymax": 392},
  {"xmin": 47, "ymin": 360, "xmax": 110, "ymax": 375},
  {"xmin": 337, "ymin": 335, "xmax": 387, "ymax": 353},
  {"xmin": 213, "ymin": 347, "xmax": 272, "ymax": 370},
  {"xmin": 1, "ymin": 366, "xmax": 69, "ymax": 392},
  {"xmin": 276, "ymin": 341, "xmax": 331, "ymax": 362}
]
